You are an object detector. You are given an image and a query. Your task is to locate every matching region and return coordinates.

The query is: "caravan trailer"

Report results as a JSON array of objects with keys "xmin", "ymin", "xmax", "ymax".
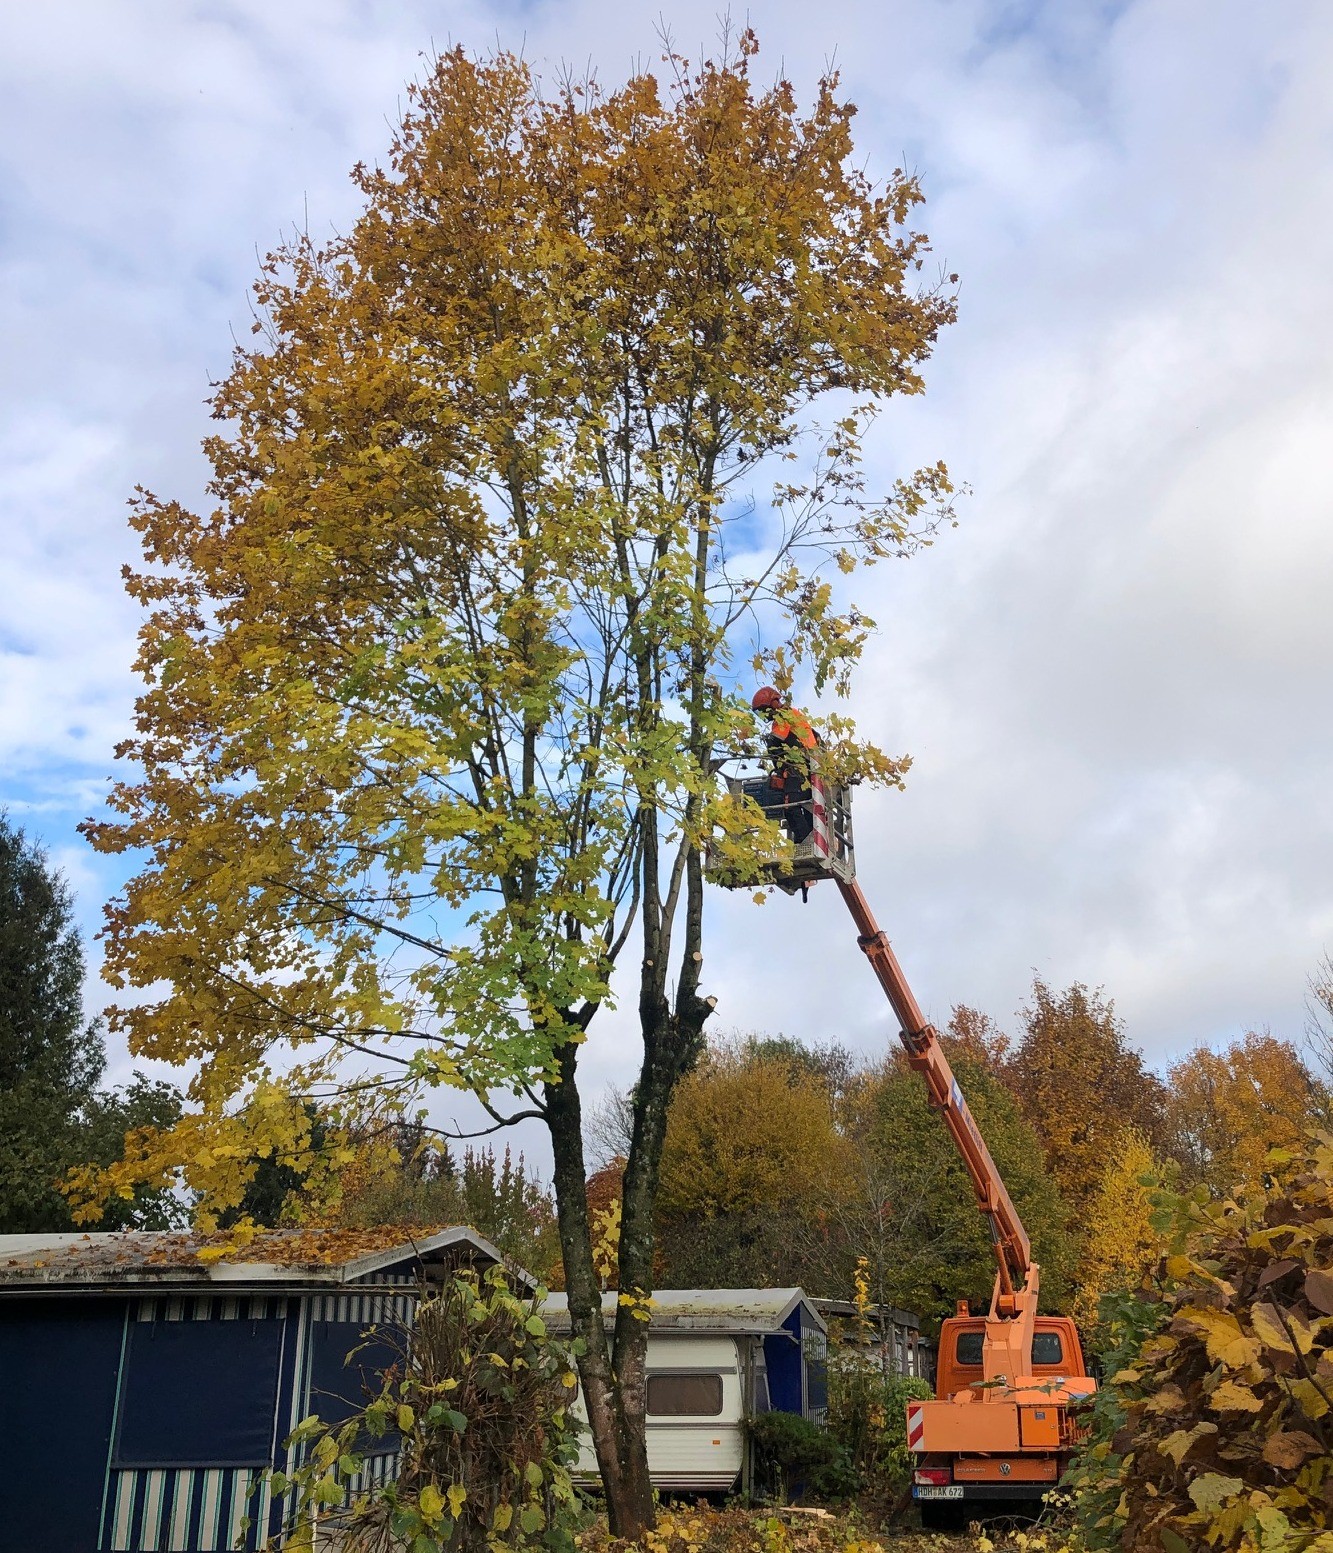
[{"xmin": 542, "ymin": 1289, "xmax": 827, "ymax": 1494}]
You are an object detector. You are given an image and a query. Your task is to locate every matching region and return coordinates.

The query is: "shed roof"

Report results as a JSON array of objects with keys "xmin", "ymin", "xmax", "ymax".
[
  {"xmin": 541, "ymin": 1288, "xmax": 825, "ymax": 1336},
  {"xmin": 0, "ymin": 1225, "xmax": 533, "ymax": 1293},
  {"xmin": 810, "ymin": 1297, "xmax": 922, "ymax": 1331}
]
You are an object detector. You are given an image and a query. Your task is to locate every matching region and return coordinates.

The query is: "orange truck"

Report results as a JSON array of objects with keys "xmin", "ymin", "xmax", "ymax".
[
  {"xmin": 723, "ymin": 770, "xmax": 1097, "ymax": 1527},
  {"xmin": 840, "ymin": 875, "xmax": 1096, "ymax": 1526}
]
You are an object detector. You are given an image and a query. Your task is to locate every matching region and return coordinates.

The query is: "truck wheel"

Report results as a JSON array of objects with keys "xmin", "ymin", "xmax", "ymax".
[{"xmin": 918, "ymin": 1501, "xmax": 966, "ymax": 1532}]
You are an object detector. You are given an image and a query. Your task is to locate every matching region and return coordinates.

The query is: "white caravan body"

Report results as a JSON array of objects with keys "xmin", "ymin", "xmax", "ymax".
[
  {"xmin": 543, "ymin": 1288, "xmax": 828, "ymax": 1495},
  {"xmin": 567, "ymin": 1333, "xmax": 747, "ymax": 1491}
]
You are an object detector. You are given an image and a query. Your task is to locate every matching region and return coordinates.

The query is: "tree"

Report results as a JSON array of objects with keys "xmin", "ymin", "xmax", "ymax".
[
  {"xmin": 78, "ymin": 1075, "xmax": 187, "ymax": 1230},
  {"xmin": 335, "ymin": 1130, "xmax": 562, "ymax": 1281},
  {"xmin": 1003, "ymin": 977, "xmax": 1166, "ymax": 1222},
  {"xmin": 0, "ymin": 813, "xmax": 185, "ymax": 1230},
  {"xmin": 1163, "ymin": 1032, "xmax": 1326, "ymax": 1198},
  {"xmin": 653, "ymin": 1041, "xmax": 856, "ymax": 1288},
  {"xmin": 79, "ymin": 34, "xmax": 954, "ymax": 1532},
  {"xmin": 1303, "ymin": 953, "xmax": 1333, "ymax": 1097},
  {"xmin": 1071, "ymin": 1127, "xmax": 1168, "ymax": 1335},
  {"xmin": 834, "ymin": 1040, "xmax": 1077, "ymax": 1328},
  {"xmin": 0, "ymin": 813, "xmax": 106, "ymax": 1230}
]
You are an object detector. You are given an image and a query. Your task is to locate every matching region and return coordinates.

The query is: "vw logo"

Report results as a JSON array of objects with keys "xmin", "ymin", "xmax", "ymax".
[{"xmin": 1000, "ymin": 1463, "xmax": 1011, "ymax": 1476}]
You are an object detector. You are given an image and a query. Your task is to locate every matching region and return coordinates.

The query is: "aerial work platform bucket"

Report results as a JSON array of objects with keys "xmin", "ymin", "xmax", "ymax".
[{"xmin": 717, "ymin": 772, "xmax": 856, "ymax": 893}]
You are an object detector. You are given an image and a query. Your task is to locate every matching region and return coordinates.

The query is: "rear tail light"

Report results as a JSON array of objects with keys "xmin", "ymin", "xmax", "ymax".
[{"xmin": 914, "ymin": 1469, "xmax": 951, "ymax": 1486}]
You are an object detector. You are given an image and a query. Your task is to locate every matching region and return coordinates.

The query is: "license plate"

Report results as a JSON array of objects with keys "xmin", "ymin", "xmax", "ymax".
[{"xmin": 916, "ymin": 1486, "xmax": 964, "ymax": 1500}]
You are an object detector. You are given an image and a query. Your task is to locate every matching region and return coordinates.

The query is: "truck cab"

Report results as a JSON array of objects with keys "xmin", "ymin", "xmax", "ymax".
[{"xmin": 934, "ymin": 1313, "xmax": 1088, "ymax": 1400}]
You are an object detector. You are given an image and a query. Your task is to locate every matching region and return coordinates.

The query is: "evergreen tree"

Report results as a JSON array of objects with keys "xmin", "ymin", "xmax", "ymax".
[
  {"xmin": 0, "ymin": 814, "xmax": 105, "ymax": 1230},
  {"xmin": 0, "ymin": 813, "xmax": 184, "ymax": 1230}
]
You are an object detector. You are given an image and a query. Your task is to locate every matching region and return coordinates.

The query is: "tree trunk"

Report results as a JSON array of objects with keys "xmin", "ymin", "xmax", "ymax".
[{"xmin": 544, "ymin": 1031, "xmax": 656, "ymax": 1537}]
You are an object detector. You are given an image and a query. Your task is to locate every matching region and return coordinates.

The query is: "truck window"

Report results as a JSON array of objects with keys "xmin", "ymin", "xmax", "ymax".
[
  {"xmin": 955, "ymin": 1332, "xmax": 984, "ymax": 1366},
  {"xmin": 646, "ymin": 1372, "xmax": 724, "ymax": 1416},
  {"xmin": 1031, "ymin": 1332, "xmax": 1065, "ymax": 1366}
]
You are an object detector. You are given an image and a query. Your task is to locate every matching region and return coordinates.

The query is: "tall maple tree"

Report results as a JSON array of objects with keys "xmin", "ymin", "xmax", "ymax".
[
  {"xmin": 1003, "ymin": 977, "xmax": 1167, "ymax": 1221},
  {"xmin": 80, "ymin": 35, "xmax": 954, "ymax": 1530}
]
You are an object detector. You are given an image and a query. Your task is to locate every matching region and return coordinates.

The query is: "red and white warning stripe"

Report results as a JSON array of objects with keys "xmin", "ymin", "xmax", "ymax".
[
  {"xmin": 810, "ymin": 777, "xmax": 831, "ymax": 855},
  {"xmin": 907, "ymin": 1402, "xmax": 926, "ymax": 1452}
]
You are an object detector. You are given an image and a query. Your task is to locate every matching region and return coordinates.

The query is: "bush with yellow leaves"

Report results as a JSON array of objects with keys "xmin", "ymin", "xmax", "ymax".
[
  {"xmin": 1066, "ymin": 1131, "xmax": 1333, "ymax": 1553},
  {"xmin": 578, "ymin": 1505, "xmax": 919, "ymax": 1553},
  {"xmin": 265, "ymin": 1265, "xmax": 584, "ymax": 1553}
]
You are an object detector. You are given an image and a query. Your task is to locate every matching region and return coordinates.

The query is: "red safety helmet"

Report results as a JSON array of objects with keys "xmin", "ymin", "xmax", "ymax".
[{"xmin": 751, "ymin": 686, "xmax": 783, "ymax": 711}]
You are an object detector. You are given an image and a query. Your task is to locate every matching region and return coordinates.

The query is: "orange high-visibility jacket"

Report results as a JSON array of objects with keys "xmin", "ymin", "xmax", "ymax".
[{"xmin": 771, "ymin": 708, "xmax": 818, "ymax": 750}]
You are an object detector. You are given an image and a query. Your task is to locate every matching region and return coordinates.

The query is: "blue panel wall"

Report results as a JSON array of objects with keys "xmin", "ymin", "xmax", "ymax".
[
  {"xmin": 0, "ymin": 1296, "xmax": 126, "ymax": 1553},
  {"xmin": 116, "ymin": 1315, "xmax": 284, "ymax": 1467},
  {"xmin": 102, "ymin": 1295, "xmax": 290, "ymax": 1553},
  {"xmin": 307, "ymin": 1319, "xmax": 402, "ymax": 1428},
  {"xmin": 763, "ymin": 1310, "xmax": 805, "ymax": 1415}
]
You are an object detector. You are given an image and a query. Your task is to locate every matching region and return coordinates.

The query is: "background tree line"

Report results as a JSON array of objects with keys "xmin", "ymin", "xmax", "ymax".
[
  {"xmin": 6, "ymin": 800, "xmax": 1331, "ymax": 1338},
  {"xmin": 0, "ymin": 812, "xmax": 559, "ymax": 1277},
  {"xmin": 584, "ymin": 977, "xmax": 1333, "ymax": 1334}
]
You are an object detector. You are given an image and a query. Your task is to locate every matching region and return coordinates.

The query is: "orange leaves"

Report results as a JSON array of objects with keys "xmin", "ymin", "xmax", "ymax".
[
  {"xmin": 1003, "ymin": 978, "xmax": 1167, "ymax": 1223},
  {"xmin": 1164, "ymin": 1032, "xmax": 1324, "ymax": 1199},
  {"xmin": 1261, "ymin": 1430, "xmax": 1322, "ymax": 1469}
]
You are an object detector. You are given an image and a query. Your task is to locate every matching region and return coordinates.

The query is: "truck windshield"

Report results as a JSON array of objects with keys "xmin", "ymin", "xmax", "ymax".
[{"xmin": 954, "ymin": 1330, "xmax": 1065, "ymax": 1367}]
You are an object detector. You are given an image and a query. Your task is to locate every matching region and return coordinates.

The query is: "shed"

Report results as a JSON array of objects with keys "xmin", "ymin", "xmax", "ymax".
[
  {"xmin": 542, "ymin": 1288, "xmax": 827, "ymax": 1492},
  {"xmin": 0, "ymin": 1226, "xmax": 528, "ymax": 1553},
  {"xmin": 809, "ymin": 1297, "xmax": 932, "ymax": 1382}
]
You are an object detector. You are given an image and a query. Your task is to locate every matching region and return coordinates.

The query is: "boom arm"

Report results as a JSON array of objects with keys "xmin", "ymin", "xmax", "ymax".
[{"xmin": 836, "ymin": 878, "xmax": 1033, "ymax": 1312}]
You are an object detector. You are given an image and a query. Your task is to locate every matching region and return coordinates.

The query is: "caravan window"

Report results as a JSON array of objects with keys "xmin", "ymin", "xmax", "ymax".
[{"xmin": 647, "ymin": 1372, "xmax": 724, "ymax": 1416}]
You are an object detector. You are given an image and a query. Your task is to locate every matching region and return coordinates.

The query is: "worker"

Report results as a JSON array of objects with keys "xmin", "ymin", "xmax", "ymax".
[{"xmin": 751, "ymin": 686, "xmax": 819, "ymax": 844}]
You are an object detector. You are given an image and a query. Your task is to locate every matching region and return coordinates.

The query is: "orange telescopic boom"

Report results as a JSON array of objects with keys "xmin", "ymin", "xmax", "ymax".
[
  {"xmin": 711, "ymin": 764, "xmax": 1095, "ymax": 1523},
  {"xmin": 830, "ymin": 873, "xmax": 1093, "ymax": 1525},
  {"xmin": 836, "ymin": 877, "xmax": 1032, "ymax": 1306}
]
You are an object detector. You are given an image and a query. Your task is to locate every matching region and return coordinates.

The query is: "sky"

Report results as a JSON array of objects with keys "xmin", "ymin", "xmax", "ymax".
[{"xmin": 3, "ymin": 0, "xmax": 1333, "ymax": 1166}]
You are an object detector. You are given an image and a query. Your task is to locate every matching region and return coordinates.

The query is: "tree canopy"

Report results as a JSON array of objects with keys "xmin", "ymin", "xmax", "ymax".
[
  {"xmin": 79, "ymin": 32, "xmax": 956, "ymax": 1532},
  {"xmin": 1003, "ymin": 978, "xmax": 1167, "ymax": 1221},
  {"xmin": 655, "ymin": 1040, "xmax": 855, "ymax": 1288},
  {"xmin": 1163, "ymin": 1031, "xmax": 1327, "ymax": 1198},
  {"xmin": 643, "ymin": 1028, "xmax": 1075, "ymax": 1327}
]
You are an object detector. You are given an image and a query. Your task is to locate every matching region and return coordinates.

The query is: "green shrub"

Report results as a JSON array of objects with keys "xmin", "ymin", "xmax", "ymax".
[
  {"xmin": 745, "ymin": 1411, "xmax": 856, "ymax": 1503},
  {"xmin": 825, "ymin": 1359, "xmax": 933, "ymax": 1508},
  {"xmin": 266, "ymin": 1265, "xmax": 585, "ymax": 1553}
]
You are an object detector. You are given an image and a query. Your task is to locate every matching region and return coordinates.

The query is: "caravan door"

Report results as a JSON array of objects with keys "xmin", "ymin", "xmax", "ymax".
[{"xmin": 643, "ymin": 1336, "xmax": 745, "ymax": 1491}]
